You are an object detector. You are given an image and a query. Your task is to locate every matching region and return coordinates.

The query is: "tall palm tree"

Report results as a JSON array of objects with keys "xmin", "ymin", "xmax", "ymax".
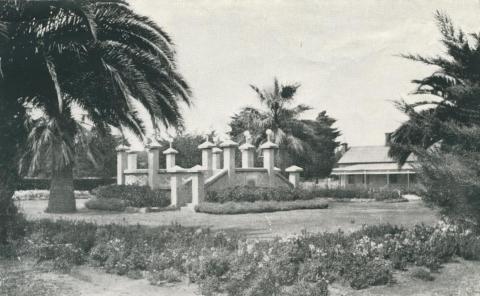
[
  {"xmin": 230, "ymin": 78, "xmax": 313, "ymax": 171},
  {"xmin": 0, "ymin": 0, "xmax": 191, "ymax": 212},
  {"xmin": 389, "ymin": 11, "xmax": 480, "ymax": 164}
]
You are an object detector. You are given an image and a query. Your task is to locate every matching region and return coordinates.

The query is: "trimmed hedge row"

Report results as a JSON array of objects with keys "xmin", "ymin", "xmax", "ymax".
[
  {"xmin": 206, "ymin": 186, "xmax": 403, "ymax": 203},
  {"xmin": 195, "ymin": 199, "xmax": 329, "ymax": 214},
  {"xmin": 17, "ymin": 178, "xmax": 116, "ymax": 191},
  {"xmin": 92, "ymin": 185, "xmax": 170, "ymax": 208},
  {"xmin": 85, "ymin": 198, "xmax": 126, "ymax": 211}
]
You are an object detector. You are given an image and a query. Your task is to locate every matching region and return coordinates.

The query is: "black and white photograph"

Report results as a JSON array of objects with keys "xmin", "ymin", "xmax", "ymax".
[{"xmin": 1, "ymin": 0, "xmax": 480, "ymax": 295}]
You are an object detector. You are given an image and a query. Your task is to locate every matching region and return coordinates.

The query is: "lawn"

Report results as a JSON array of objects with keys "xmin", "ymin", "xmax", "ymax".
[{"xmin": 16, "ymin": 199, "xmax": 439, "ymax": 239}]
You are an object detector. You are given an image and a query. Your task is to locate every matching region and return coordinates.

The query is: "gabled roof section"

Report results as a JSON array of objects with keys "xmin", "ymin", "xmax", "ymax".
[{"xmin": 338, "ymin": 145, "xmax": 416, "ymax": 164}]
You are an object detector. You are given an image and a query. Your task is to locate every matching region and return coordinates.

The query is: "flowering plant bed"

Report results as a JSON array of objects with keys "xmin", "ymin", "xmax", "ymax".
[
  {"xmin": 13, "ymin": 190, "xmax": 92, "ymax": 200},
  {"xmin": 6, "ymin": 218, "xmax": 479, "ymax": 295}
]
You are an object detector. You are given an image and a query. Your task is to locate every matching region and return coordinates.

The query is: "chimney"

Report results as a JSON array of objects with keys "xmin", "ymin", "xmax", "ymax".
[
  {"xmin": 341, "ymin": 143, "xmax": 348, "ymax": 153},
  {"xmin": 385, "ymin": 133, "xmax": 392, "ymax": 146}
]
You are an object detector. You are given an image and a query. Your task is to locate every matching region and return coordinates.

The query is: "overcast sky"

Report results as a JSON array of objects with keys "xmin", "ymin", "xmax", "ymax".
[{"xmin": 129, "ymin": 0, "xmax": 480, "ymax": 146}]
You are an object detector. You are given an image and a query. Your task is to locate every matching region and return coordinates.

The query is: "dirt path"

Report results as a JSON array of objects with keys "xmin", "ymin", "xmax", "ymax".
[{"xmin": 3, "ymin": 258, "xmax": 480, "ymax": 296}]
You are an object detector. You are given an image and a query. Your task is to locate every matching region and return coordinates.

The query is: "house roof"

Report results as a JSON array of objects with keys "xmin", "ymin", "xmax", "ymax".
[
  {"xmin": 338, "ymin": 145, "xmax": 416, "ymax": 164},
  {"xmin": 332, "ymin": 162, "xmax": 415, "ymax": 175}
]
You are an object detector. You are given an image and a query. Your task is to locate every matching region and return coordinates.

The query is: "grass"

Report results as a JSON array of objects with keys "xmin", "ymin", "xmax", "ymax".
[
  {"xmin": 195, "ymin": 198, "xmax": 329, "ymax": 214},
  {"xmin": 16, "ymin": 199, "xmax": 439, "ymax": 239}
]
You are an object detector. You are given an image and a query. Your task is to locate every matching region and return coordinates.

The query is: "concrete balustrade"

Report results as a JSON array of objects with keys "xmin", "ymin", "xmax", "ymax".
[
  {"xmin": 146, "ymin": 139, "xmax": 162, "ymax": 189},
  {"xmin": 116, "ymin": 145, "xmax": 129, "ymax": 185},
  {"xmin": 163, "ymin": 140, "xmax": 178, "ymax": 169},
  {"xmin": 220, "ymin": 137, "xmax": 238, "ymax": 178},
  {"xmin": 198, "ymin": 136, "xmax": 215, "ymax": 172},
  {"xmin": 286, "ymin": 165, "xmax": 303, "ymax": 188},
  {"xmin": 260, "ymin": 129, "xmax": 279, "ymax": 186},
  {"xmin": 116, "ymin": 129, "xmax": 304, "ymax": 210},
  {"xmin": 212, "ymin": 147, "xmax": 222, "ymax": 170}
]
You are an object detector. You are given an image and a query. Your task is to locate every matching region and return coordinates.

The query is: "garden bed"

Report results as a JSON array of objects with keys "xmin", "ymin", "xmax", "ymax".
[
  {"xmin": 13, "ymin": 190, "xmax": 92, "ymax": 200},
  {"xmin": 2, "ymin": 218, "xmax": 479, "ymax": 296},
  {"xmin": 195, "ymin": 199, "xmax": 329, "ymax": 214}
]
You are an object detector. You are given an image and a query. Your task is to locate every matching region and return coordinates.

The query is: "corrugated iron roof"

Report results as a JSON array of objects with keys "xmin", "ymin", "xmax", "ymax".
[
  {"xmin": 338, "ymin": 145, "xmax": 416, "ymax": 164},
  {"xmin": 332, "ymin": 162, "xmax": 415, "ymax": 174}
]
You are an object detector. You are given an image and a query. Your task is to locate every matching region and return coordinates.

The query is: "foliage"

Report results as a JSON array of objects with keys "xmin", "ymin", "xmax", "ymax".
[
  {"xmin": 414, "ymin": 123, "xmax": 480, "ymax": 226},
  {"xmin": 0, "ymin": 73, "xmax": 28, "ymax": 246},
  {"xmin": 206, "ymin": 185, "xmax": 404, "ymax": 203},
  {"xmin": 158, "ymin": 133, "xmax": 208, "ymax": 168},
  {"xmin": 85, "ymin": 197, "xmax": 126, "ymax": 211},
  {"xmin": 230, "ymin": 78, "xmax": 340, "ymax": 175},
  {"xmin": 195, "ymin": 199, "xmax": 329, "ymax": 214},
  {"xmin": 390, "ymin": 11, "xmax": 480, "ymax": 164},
  {"xmin": 92, "ymin": 184, "xmax": 170, "ymax": 208},
  {"xmin": 0, "ymin": 0, "xmax": 191, "ymax": 212},
  {"xmin": 73, "ymin": 127, "xmax": 119, "ymax": 178},
  {"xmin": 296, "ymin": 111, "xmax": 341, "ymax": 179},
  {"xmin": 16, "ymin": 177, "xmax": 115, "ymax": 191},
  {"xmin": 12, "ymin": 218, "xmax": 480, "ymax": 294}
]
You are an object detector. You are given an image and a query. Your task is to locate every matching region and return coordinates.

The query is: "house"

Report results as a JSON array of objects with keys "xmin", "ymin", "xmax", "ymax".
[{"xmin": 331, "ymin": 133, "xmax": 417, "ymax": 189}]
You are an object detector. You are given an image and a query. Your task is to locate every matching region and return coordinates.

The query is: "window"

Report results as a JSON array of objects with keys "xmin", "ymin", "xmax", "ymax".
[
  {"xmin": 390, "ymin": 174, "xmax": 398, "ymax": 184},
  {"xmin": 348, "ymin": 175, "xmax": 355, "ymax": 184}
]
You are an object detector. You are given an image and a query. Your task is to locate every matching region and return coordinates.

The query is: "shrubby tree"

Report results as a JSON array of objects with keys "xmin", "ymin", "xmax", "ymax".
[
  {"xmin": 295, "ymin": 111, "xmax": 340, "ymax": 180},
  {"xmin": 390, "ymin": 11, "xmax": 480, "ymax": 164},
  {"xmin": 414, "ymin": 122, "xmax": 480, "ymax": 225}
]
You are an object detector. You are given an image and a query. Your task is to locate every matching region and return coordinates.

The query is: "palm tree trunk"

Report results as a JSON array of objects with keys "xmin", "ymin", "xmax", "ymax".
[{"xmin": 47, "ymin": 164, "xmax": 76, "ymax": 213}]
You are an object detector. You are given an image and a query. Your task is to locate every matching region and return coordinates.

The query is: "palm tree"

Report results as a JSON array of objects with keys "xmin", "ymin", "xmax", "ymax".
[
  {"xmin": 389, "ymin": 11, "xmax": 480, "ymax": 164},
  {"xmin": 0, "ymin": 0, "xmax": 191, "ymax": 212},
  {"xmin": 230, "ymin": 78, "xmax": 313, "ymax": 171}
]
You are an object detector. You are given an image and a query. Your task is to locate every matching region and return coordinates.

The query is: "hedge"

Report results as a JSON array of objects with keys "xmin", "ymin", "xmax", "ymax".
[
  {"xmin": 195, "ymin": 199, "xmax": 329, "ymax": 214},
  {"xmin": 17, "ymin": 178, "xmax": 116, "ymax": 191},
  {"xmin": 206, "ymin": 186, "xmax": 403, "ymax": 203},
  {"xmin": 92, "ymin": 184, "xmax": 170, "ymax": 208}
]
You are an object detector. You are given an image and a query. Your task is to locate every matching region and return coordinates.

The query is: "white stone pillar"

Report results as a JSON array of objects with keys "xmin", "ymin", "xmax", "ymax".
[
  {"xmin": 146, "ymin": 139, "xmax": 162, "ymax": 189},
  {"xmin": 169, "ymin": 172, "xmax": 183, "ymax": 207},
  {"xmin": 286, "ymin": 165, "xmax": 303, "ymax": 188},
  {"xmin": 239, "ymin": 131, "xmax": 255, "ymax": 168},
  {"xmin": 127, "ymin": 150, "xmax": 138, "ymax": 170},
  {"xmin": 260, "ymin": 129, "xmax": 278, "ymax": 186},
  {"xmin": 198, "ymin": 136, "xmax": 215, "ymax": 171},
  {"xmin": 220, "ymin": 137, "xmax": 238, "ymax": 179},
  {"xmin": 212, "ymin": 147, "xmax": 222, "ymax": 170},
  {"xmin": 163, "ymin": 141, "xmax": 178, "ymax": 169},
  {"xmin": 116, "ymin": 145, "xmax": 129, "ymax": 185},
  {"xmin": 190, "ymin": 168, "xmax": 205, "ymax": 207}
]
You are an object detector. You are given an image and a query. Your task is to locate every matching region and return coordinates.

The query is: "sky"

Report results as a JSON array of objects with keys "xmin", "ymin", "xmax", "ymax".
[{"xmin": 129, "ymin": 0, "xmax": 480, "ymax": 146}]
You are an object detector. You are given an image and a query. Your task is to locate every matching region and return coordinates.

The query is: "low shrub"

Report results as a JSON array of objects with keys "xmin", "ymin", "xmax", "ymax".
[
  {"xmin": 85, "ymin": 198, "xmax": 126, "ymax": 211},
  {"xmin": 12, "ymin": 218, "xmax": 480, "ymax": 295},
  {"xmin": 206, "ymin": 186, "xmax": 406, "ymax": 203},
  {"xmin": 195, "ymin": 199, "xmax": 328, "ymax": 214},
  {"xmin": 92, "ymin": 185, "xmax": 170, "ymax": 208},
  {"xmin": 411, "ymin": 267, "xmax": 435, "ymax": 281}
]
